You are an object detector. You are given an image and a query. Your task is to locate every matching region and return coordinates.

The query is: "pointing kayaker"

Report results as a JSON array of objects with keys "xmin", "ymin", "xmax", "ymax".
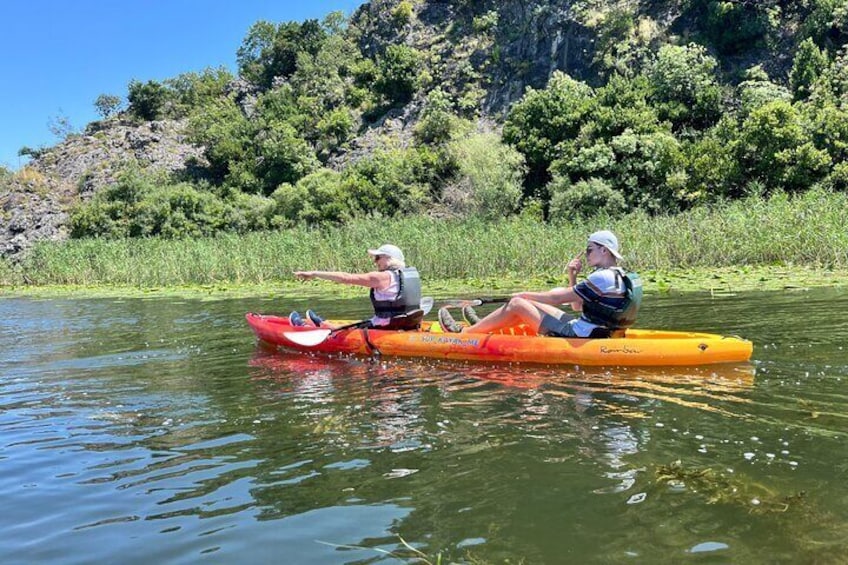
[
  {"xmin": 438, "ymin": 230, "xmax": 642, "ymax": 338},
  {"xmin": 289, "ymin": 243, "xmax": 423, "ymax": 330}
]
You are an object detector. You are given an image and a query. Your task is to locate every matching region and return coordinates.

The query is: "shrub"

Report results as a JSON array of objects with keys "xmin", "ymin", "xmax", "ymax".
[
  {"xmin": 69, "ymin": 169, "xmax": 232, "ymax": 239},
  {"xmin": 448, "ymin": 133, "xmax": 525, "ymax": 218},
  {"xmin": 392, "ymin": 1, "xmax": 413, "ymax": 27},
  {"xmin": 472, "ymin": 10, "xmax": 498, "ymax": 34},
  {"xmin": 738, "ymin": 66, "xmax": 792, "ymax": 118},
  {"xmin": 127, "ymin": 80, "xmax": 169, "ymax": 121},
  {"xmin": 343, "ymin": 149, "xmax": 430, "ymax": 215},
  {"xmin": 188, "ymin": 96, "xmax": 254, "ymax": 183},
  {"xmin": 165, "ymin": 67, "xmax": 234, "ymax": 116},
  {"xmin": 254, "ymin": 120, "xmax": 319, "ymax": 192},
  {"xmin": 552, "ymin": 129, "xmax": 686, "ymax": 213},
  {"xmin": 293, "ymin": 168, "xmax": 350, "ymax": 224},
  {"xmin": 130, "ymin": 183, "xmax": 226, "ymax": 238},
  {"xmin": 414, "ymin": 88, "xmax": 465, "ymax": 145},
  {"xmin": 548, "ymin": 177, "xmax": 627, "ymax": 221},
  {"xmin": 224, "ymin": 192, "xmax": 277, "ymax": 232},
  {"xmin": 374, "ymin": 45, "xmax": 421, "ymax": 106},
  {"xmin": 823, "ymin": 161, "xmax": 848, "ymax": 192},
  {"xmin": 316, "ymin": 107, "xmax": 355, "ymax": 153}
]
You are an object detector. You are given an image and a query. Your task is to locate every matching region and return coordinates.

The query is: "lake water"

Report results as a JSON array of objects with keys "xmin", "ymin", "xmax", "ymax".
[{"xmin": 1, "ymin": 289, "xmax": 847, "ymax": 563}]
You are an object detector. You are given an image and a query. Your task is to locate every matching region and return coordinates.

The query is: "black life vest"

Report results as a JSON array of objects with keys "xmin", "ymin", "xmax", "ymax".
[
  {"xmin": 579, "ymin": 268, "xmax": 643, "ymax": 330},
  {"xmin": 370, "ymin": 267, "xmax": 422, "ymax": 319}
]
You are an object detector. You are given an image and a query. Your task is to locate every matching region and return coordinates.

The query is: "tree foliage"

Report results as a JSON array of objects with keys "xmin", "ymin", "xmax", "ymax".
[
  {"xmin": 94, "ymin": 94, "xmax": 123, "ymax": 119},
  {"xmin": 645, "ymin": 43, "xmax": 722, "ymax": 130},
  {"xmin": 236, "ymin": 19, "xmax": 326, "ymax": 88},
  {"xmin": 374, "ymin": 45, "xmax": 421, "ymax": 106},
  {"xmin": 60, "ymin": 6, "xmax": 848, "ymax": 238}
]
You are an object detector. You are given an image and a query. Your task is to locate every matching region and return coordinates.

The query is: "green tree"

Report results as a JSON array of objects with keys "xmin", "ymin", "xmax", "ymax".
[
  {"xmin": 165, "ymin": 67, "xmax": 234, "ymax": 116},
  {"xmin": 316, "ymin": 107, "xmax": 355, "ymax": 155},
  {"xmin": 738, "ymin": 100, "xmax": 831, "ymax": 192},
  {"xmin": 588, "ymin": 74, "xmax": 662, "ymax": 139},
  {"xmin": 236, "ymin": 19, "xmax": 326, "ymax": 89},
  {"xmin": 272, "ymin": 169, "xmax": 349, "ymax": 225},
  {"xmin": 683, "ymin": 116, "xmax": 744, "ymax": 201},
  {"xmin": 374, "ymin": 44, "xmax": 420, "ymax": 106},
  {"xmin": 94, "ymin": 94, "xmax": 123, "ymax": 119},
  {"xmin": 646, "ymin": 43, "xmax": 722, "ymax": 130},
  {"xmin": 127, "ymin": 79, "xmax": 169, "ymax": 121},
  {"xmin": 799, "ymin": 0, "xmax": 848, "ymax": 49},
  {"xmin": 254, "ymin": 119, "xmax": 319, "ymax": 193},
  {"xmin": 393, "ymin": 1, "xmax": 414, "ymax": 27},
  {"xmin": 738, "ymin": 66, "xmax": 791, "ymax": 118},
  {"xmin": 188, "ymin": 96, "xmax": 254, "ymax": 185},
  {"xmin": 502, "ymin": 71, "xmax": 596, "ymax": 190},
  {"xmin": 790, "ymin": 38, "xmax": 830, "ymax": 101},
  {"xmin": 342, "ymin": 149, "xmax": 430, "ymax": 216}
]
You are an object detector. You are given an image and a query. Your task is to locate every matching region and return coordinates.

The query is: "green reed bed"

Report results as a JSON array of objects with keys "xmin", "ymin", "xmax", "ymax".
[{"xmin": 8, "ymin": 188, "xmax": 848, "ymax": 288}]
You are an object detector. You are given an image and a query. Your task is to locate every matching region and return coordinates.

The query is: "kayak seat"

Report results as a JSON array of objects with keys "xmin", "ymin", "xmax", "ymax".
[
  {"xmin": 589, "ymin": 327, "xmax": 627, "ymax": 339},
  {"xmin": 381, "ymin": 309, "xmax": 424, "ymax": 331}
]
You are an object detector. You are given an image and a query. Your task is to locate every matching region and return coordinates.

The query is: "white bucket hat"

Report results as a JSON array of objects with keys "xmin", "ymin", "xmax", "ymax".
[
  {"xmin": 588, "ymin": 230, "xmax": 623, "ymax": 259},
  {"xmin": 367, "ymin": 244, "xmax": 405, "ymax": 262}
]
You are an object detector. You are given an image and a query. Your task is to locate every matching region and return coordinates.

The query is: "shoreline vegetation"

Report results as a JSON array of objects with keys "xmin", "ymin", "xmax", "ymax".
[{"xmin": 2, "ymin": 189, "xmax": 847, "ymax": 298}]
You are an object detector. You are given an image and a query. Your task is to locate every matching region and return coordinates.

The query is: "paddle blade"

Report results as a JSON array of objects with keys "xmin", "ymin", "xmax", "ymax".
[
  {"xmin": 420, "ymin": 296, "xmax": 434, "ymax": 314},
  {"xmin": 283, "ymin": 328, "xmax": 333, "ymax": 347}
]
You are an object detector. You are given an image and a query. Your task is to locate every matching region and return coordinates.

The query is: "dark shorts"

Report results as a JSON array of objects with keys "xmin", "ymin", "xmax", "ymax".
[
  {"xmin": 539, "ymin": 312, "xmax": 619, "ymax": 338},
  {"xmin": 539, "ymin": 312, "xmax": 580, "ymax": 338}
]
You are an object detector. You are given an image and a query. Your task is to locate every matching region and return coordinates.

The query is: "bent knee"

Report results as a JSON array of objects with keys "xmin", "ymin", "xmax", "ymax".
[{"xmin": 506, "ymin": 297, "xmax": 533, "ymax": 311}]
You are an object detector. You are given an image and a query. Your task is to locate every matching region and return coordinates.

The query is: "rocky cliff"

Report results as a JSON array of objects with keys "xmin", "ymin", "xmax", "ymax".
[
  {"xmin": 0, "ymin": 0, "xmax": 800, "ymax": 260},
  {"xmin": 1, "ymin": 120, "xmax": 204, "ymax": 258}
]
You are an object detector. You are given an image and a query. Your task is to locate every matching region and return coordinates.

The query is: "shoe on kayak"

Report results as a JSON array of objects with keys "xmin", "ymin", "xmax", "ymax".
[
  {"xmin": 306, "ymin": 309, "xmax": 324, "ymax": 326},
  {"xmin": 438, "ymin": 308, "xmax": 462, "ymax": 333},
  {"xmin": 289, "ymin": 311, "xmax": 306, "ymax": 327},
  {"xmin": 462, "ymin": 306, "xmax": 480, "ymax": 324}
]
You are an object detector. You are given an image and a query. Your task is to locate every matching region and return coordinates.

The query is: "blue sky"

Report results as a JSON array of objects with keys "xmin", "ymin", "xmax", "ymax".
[{"xmin": 0, "ymin": 0, "xmax": 365, "ymax": 170}]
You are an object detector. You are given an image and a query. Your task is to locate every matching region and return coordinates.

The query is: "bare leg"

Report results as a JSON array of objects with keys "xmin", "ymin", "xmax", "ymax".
[{"xmin": 462, "ymin": 297, "xmax": 565, "ymax": 334}]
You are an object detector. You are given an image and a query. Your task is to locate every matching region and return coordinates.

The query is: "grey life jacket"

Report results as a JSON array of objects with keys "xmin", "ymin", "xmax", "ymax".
[{"xmin": 370, "ymin": 267, "xmax": 422, "ymax": 319}]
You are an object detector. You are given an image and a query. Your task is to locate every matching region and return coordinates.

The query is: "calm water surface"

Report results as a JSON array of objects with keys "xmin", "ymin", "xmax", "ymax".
[{"xmin": 1, "ymin": 289, "xmax": 847, "ymax": 563}]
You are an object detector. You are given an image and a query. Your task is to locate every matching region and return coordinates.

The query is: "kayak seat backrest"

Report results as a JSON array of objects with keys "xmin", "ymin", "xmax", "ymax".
[
  {"xmin": 589, "ymin": 327, "xmax": 627, "ymax": 339},
  {"xmin": 381, "ymin": 309, "xmax": 424, "ymax": 331}
]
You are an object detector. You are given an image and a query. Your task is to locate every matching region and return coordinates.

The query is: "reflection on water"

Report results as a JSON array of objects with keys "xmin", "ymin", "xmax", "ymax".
[{"xmin": 1, "ymin": 290, "xmax": 847, "ymax": 563}]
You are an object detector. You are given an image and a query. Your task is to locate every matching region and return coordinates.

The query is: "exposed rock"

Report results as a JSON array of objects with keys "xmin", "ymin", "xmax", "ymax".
[{"xmin": 0, "ymin": 119, "xmax": 206, "ymax": 260}]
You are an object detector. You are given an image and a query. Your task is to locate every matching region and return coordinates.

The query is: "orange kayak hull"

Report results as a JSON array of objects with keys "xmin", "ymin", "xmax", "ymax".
[{"xmin": 245, "ymin": 313, "xmax": 753, "ymax": 367}]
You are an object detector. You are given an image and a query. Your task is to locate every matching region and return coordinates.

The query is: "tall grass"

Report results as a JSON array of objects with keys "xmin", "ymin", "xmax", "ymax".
[{"xmin": 8, "ymin": 188, "xmax": 848, "ymax": 287}]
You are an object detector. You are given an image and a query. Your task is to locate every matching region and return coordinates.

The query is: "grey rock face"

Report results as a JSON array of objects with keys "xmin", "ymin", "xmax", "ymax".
[{"xmin": 0, "ymin": 119, "xmax": 205, "ymax": 260}]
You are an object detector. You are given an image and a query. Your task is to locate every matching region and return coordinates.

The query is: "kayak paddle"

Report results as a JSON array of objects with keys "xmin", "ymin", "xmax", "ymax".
[
  {"xmin": 283, "ymin": 296, "xmax": 434, "ymax": 347},
  {"xmin": 440, "ymin": 296, "xmax": 511, "ymax": 308}
]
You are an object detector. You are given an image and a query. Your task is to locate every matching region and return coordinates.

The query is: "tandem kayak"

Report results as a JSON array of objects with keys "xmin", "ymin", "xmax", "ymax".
[{"xmin": 245, "ymin": 313, "xmax": 753, "ymax": 367}]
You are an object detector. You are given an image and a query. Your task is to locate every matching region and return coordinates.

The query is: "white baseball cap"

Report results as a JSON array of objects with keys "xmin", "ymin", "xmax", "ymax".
[
  {"xmin": 588, "ymin": 230, "xmax": 622, "ymax": 259},
  {"xmin": 367, "ymin": 244, "xmax": 405, "ymax": 262}
]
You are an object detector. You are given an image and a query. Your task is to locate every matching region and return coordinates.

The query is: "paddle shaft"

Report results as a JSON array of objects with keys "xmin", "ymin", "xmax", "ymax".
[{"xmin": 441, "ymin": 296, "xmax": 511, "ymax": 308}]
